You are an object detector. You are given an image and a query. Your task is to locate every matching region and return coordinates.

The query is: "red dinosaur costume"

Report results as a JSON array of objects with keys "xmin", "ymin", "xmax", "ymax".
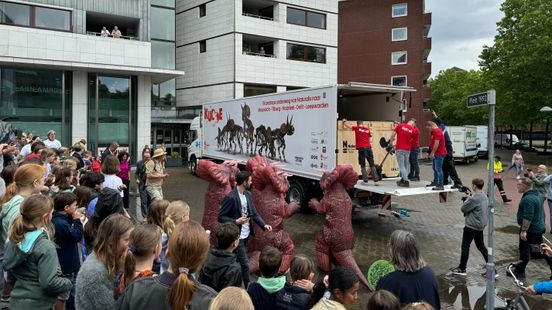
[
  {"xmin": 246, "ymin": 156, "xmax": 300, "ymax": 273},
  {"xmin": 309, "ymin": 165, "xmax": 369, "ymax": 288},
  {"xmin": 196, "ymin": 159, "xmax": 239, "ymax": 245}
]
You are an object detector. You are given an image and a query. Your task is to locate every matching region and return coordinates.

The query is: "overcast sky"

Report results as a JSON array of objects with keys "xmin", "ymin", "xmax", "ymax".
[{"xmin": 426, "ymin": 0, "xmax": 504, "ymax": 77}]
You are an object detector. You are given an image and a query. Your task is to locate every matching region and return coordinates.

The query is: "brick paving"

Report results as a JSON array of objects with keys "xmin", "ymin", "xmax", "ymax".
[{"xmin": 157, "ymin": 149, "xmax": 552, "ymax": 310}]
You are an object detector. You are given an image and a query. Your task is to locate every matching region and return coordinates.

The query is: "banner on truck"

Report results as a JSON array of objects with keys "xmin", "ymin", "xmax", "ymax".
[{"xmin": 203, "ymin": 87, "xmax": 337, "ymax": 178}]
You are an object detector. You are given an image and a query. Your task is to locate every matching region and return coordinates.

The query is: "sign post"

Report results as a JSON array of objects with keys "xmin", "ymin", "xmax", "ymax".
[{"xmin": 468, "ymin": 89, "xmax": 496, "ymax": 309}]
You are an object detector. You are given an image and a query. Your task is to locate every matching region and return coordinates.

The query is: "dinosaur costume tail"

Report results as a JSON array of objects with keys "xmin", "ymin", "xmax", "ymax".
[{"xmin": 333, "ymin": 249, "xmax": 370, "ymax": 290}]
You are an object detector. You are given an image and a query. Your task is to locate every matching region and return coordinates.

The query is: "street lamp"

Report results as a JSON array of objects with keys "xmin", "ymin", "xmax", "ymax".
[{"xmin": 540, "ymin": 106, "xmax": 552, "ymax": 153}]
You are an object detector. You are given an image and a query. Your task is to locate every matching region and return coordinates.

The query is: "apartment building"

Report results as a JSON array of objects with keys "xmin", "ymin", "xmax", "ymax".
[
  {"xmin": 175, "ymin": 0, "xmax": 338, "ymax": 115},
  {"xmin": 339, "ymin": 0, "xmax": 432, "ymax": 140},
  {"xmin": 0, "ymin": 0, "xmax": 183, "ymax": 157}
]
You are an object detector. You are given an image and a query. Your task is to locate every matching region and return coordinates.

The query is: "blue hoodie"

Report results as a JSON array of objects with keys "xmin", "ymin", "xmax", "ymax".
[{"xmin": 52, "ymin": 213, "xmax": 84, "ymax": 274}]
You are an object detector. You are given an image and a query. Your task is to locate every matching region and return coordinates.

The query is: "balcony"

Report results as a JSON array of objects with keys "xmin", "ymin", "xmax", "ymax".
[
  {"xmin": 423, "ymin": 37, "xmax": 432, "ymax": 60},
  {"xmin": 423, "ymin": 12, "xmax": 432, "ymax": 37},
  {"xmin": 423, "ymin": 61, "xmax": 432, "ymax": 80},
  {"xmin": 86, "ymin": 12, "xmax": 140, "ymax": 40},
  {"xmin": 242, "ymin": 0, "xmax": 274, "ymax": 21},
  {"xmin": 423, "ymin": 85, "xmax": 432, "ymax": 102},
  {"xmin": 242, "ymin": 34, "xmax": 276, "ymax": 58}
]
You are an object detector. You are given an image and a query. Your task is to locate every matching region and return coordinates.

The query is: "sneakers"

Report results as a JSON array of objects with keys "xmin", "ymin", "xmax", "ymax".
[
  {"xmin": 450, "ymin": 267, "xmax": 466, "ymax": 276},
  {"xmin": 451, "ymin": 184, "xmax": 463, "ymax": 189},
  {"xmin": 397, "ymin": 180, "xmax": 410, "ymax": 187},
  {"xmin": 409, "ymin": 177, "xmax": 420, "ymax": 182},
  {"xmin": 432, "ymin": 185, "xmax": 444, "ymax": 191},
  {"xmin": 427, "ymin": 181, "xmax": 438, "ymax": 187}
]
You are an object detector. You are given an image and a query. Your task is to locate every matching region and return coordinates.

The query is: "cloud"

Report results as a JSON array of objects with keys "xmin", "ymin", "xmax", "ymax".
[{"xmin": 426, "ymin": 0, "xmax": 504, "ymax": 76}]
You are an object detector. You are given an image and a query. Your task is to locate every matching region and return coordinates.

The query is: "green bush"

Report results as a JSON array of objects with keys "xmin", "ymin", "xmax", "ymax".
[{"xmin": 170, "ymin": 151, "xmax": 181, "ymax": 158}]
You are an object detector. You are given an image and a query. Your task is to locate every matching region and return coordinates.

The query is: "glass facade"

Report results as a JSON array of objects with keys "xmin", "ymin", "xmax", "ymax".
[
  {"xmin": 88, "ymin": 74, "xmax": 137, "ymax": 154},
  {"xmin": 287, "ymin": 43, "xmax": 326, "ymax": 63},
  {"xmin": 151, "ymin": 41, "xmax": 176, "ymax": 69},
  {"xmin": 151, "ymin": 0, "xmax": 174, "ymax": 8},
  {"xmin": 151, "ymin": 7, "xmax": 175, "ymax": 41},
  {"xmin": 0, "ymin": 67, "xmax": 71, "ymax": 145},
  {"xmin": 286, "ymin": 7, "xmax": 326, "ymax": 29},
  {"xmin": 151, "ymin": 2, "xmax": 176, "ymax": 107},
  {"xmin": 244, "ymin": 84, "xmax": 277, "ymax": 97},
  {"xmin": 0, "ymin": 1, "xmax": 71, "ymax": 31}
]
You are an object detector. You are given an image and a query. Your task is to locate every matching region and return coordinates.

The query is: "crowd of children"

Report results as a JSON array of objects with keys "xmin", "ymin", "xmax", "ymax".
[{"xmin": 0, "ymin": 134, "xmax": 442, "ymax": 310}]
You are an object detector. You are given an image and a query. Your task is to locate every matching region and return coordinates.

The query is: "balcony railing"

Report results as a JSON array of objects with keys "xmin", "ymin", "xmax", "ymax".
[
  {"xmin": 242, "ymin": 12, "xmax": 273, "ymax": 21},
  {"xmin": 242, "ymin": 51, "xmax": 276, "ymax": 58},
  {"xmin": 86, "ymin": 31, "xmax": 138, "ymax": 41}
]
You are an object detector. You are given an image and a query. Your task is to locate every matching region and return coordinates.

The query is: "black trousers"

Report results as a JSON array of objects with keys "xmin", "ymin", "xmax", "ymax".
[
  {"xmin": 358, "ymin": 147, "xmax": 378, "ymax": 181},
  {"xmin": 494, "ymin": 178, "xmax": 509, "ymax": 202},
  {"xmin": 443, "ymin": 154, "xmax": 462, "ymax": 185},
  {"xmin": 122, "ymin": 179, "xmax": 130, "ymax": 209},
  {"xmin": 236, "ymin": 238, "xmax": 250, "ymax": 287},
  {"xmin": 515, "ymin": 230, "xmax": 552, "ymax": 274},
  {"xmin": 459, "ymin": 227, "xmax": 488, "ymax": 270},
  {"xmin": 139, "ymin": 184, "xmax": 150, "ymax": 218}
]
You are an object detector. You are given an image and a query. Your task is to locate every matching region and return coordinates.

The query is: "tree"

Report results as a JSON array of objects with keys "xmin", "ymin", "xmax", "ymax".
[
  {"xmin": 427, "ymin": 69, "xmax": 489, "ymax": 125},
  {"xmin": 479, "ymin": 0, "xmax": 552, "ymax": 127}
]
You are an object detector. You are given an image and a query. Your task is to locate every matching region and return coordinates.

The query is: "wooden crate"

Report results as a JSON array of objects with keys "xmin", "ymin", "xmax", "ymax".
[{"xmin": 337, "ymin": 121, "xmax": 400, "ymax": 178}]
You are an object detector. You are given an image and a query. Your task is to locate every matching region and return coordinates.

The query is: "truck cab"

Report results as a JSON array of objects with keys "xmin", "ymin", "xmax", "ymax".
[{"xmin": 187, "ymin": 116, "xmax": 202, "ymax": 174}]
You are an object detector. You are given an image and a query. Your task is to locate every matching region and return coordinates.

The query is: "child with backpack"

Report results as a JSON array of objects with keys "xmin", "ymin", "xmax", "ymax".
[{"xmin": 275, "ymin": 255, "xmax": 315, "ymax": 309}]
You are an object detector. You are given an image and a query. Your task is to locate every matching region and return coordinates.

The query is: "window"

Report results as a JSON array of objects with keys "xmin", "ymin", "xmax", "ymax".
[
  {"xmin": 244, "ymin": 84, "xmax": 277, "ymax": 97},
  {"xmin": 35, "ymin": 7, "xmax": 71, "ymax": 31},
  {"xmin": 286, "ymin": 7, "xmax": 326, "ymax": 29},
  {"xmin": 391, "ymin": 76, "xmax": 407, "ymax": 86},
  {"xmin": 151, "ymin": 41, "xmax": 175, "ymax": 69},
  {"xmin": 392, "ymin": 3, "xmax": 407, "ymax": 17},
  {"xmin": 151, "ymin": 0, "xmax": 175, "ymax": 8},
  {"xmin": 392, "ymin": 27, "xmax": 407, "ymax": 41},
  {"xmin": 287, "ymin": 43, "xmax": 326, "ymax": 63},
  {"xmin": 151, "ymin": 7, "xmax": 175, "ymax": 41},
  {"xmin": 391, "ymin": 51, "xmax": 407, "ymax": 65},
  {"xmin": 199, "ymin": 4, "xmax": 206, "ymax": 17},
  {"xmin": 199, "ymin": 40, "xmax": 206, "ymax": 53},
  {"xmin": 0, "ymin": 1, "xmax": 30, "ymax": 26}
]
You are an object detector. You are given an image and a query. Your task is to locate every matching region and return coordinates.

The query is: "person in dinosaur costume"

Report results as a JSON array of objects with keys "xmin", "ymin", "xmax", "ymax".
[
  {"xmin": 309, "ymin": 165, "xmax": 370, "ymax": 288},
  {"xmin": 196, "ymin": 159, "xmax": 239, "ymax": 245},
  {"xmin": 246, "ymin": 155, "xmax": 301, "ymax": 273}
]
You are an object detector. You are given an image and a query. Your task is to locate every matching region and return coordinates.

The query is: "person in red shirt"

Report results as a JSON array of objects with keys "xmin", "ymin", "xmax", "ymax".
[
  {"xmin": 408, "ymin": 119, "xmax": 420, "ymax": 182},
  {"xmin": 389, "ymin": 120, "xmax": 415, "ymax": 187},
  {"xmin": 425, "ymin": 121, "xmax": 448, "ymax": 190},
  {"xmin": 343, "ymin": 120, "xmax": 379, "ymax": 184}
]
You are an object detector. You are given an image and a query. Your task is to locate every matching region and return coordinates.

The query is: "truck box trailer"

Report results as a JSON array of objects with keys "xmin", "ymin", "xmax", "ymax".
[
  {"xmin": 474, "ymin": 125, "xmax": 488, "ymax": 158},
  {"xmin": 447, "ymin": 126, "xmax": 478, "ymax": 163},
  {"xmin": 188, "ymin": 83, "xmax": 458, "ymax": 207}
]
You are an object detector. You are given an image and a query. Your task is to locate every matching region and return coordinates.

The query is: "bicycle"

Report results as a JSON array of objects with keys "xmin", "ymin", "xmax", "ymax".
[{"xmin": 494, "ymin": 262, "xmax": 531, "ymax": 310}]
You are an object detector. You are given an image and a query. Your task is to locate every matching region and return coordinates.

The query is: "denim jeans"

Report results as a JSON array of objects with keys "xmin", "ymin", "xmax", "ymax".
[
  {"xmin": 515, "ymin": 163, "xmax": 522, "ymax": 177},
  {"xmin": 432, "ymin": 155, "xmax": 445, "ymax": 185},
  {"xmin": 408, "ymin": 147, "xmax": 420, "ymax": 179},
  {"xmin": 396, "ymin": 150, "xmax": 410, "ymax": 181},
  {"xmin": 236, "ymin": 238, "xmax": 250, "ymax": 287}
]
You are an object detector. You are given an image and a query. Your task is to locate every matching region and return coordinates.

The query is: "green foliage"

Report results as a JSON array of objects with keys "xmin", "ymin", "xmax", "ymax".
[
  {"xmin": 479, "ymin": 0, "xmax": 552, "ymax": 126},
  {"xmin": 427, "ymin": 69, "xmax": 490, "ymax": 125},
  {"xmin": 367, "ymin": 259, "xmax": 395, "ymax": 290},
  {"xmin": 170, "ymin": 151, "xmax": 180, "ymax": 158}
]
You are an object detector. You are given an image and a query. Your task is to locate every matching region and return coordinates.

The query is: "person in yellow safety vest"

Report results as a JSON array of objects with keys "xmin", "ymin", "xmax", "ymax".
[{"xmin": 487, "ymin": 155, "xmax": 512, "ymax": 203}]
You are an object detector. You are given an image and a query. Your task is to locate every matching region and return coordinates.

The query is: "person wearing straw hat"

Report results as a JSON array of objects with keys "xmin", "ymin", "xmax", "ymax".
[{"xmin": 145, "ymin": 148, "xmax": 169, "ymax": 201}]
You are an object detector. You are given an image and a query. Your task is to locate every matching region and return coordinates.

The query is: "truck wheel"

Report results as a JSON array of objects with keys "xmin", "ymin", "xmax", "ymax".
[
  {"xmin": 287, "ymin": 179, "xmax": 307, "ymax": 208},
  {"xmin": 189, "ymin": 156, "xmax": 198, "ymax": 175}
]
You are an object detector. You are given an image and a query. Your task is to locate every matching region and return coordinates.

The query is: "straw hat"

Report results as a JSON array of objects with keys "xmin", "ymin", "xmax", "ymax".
[{"xmin": 152, "ymin": 148, "xmax": 167, "ymax": 159}]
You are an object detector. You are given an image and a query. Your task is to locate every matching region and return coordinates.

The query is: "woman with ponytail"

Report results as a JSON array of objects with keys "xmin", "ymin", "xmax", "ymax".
[
  {"xmin": 117, "ymin": 221, "xmax": 216, "ymax": 310},
  {"xmin": 160, "ymin": 200, "xmax": 190, "ymax": 273},
  {"xmin": 76, "ymin": 214, "xmax": 133, "ymax": 310},
  {"xmin": 3, "ymin": 195, "xmax": 72, "ymax": 309},
  {"xmin": 115, "ymin": 224, "xmax": 162, "ymax": 296}
]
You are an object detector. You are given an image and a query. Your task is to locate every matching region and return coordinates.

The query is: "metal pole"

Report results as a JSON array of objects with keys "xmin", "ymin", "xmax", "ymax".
[
  {"xmin": 544, "ymin": 118, "xmax": 549, "ymax": 154},
  {"xmin": 486, "ymin": 89, "xmax": 496, "ymax": 309}
]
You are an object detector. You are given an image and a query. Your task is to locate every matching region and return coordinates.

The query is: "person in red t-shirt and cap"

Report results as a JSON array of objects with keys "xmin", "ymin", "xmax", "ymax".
[
  {"xmin": 343, "ymin": 119, "xmax": 379, "ymax": 184},
  {"xmin": 425, "ymin": 121, "xmax": 448, "ymax": 190},
  {"xmin": 408, "ymin": 119, "xmax": 420, "ymax": 182},
  {"xmin": 389, "ymin": 120, "xmax": 415, "ymax": 187}
]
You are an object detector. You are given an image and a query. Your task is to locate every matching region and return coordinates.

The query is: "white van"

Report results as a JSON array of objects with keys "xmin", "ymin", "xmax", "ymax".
[
  {"xmin": 495, "ymin": 133, "xmax": 520, "ymax": 148},
  {"xmin": 474, "ymin": 126, "xmax": 488, "ymax": 158}
]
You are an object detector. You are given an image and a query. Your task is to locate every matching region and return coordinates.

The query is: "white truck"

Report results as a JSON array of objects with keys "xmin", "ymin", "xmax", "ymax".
[
  {"xmin": 474, "ymin": 125, "xmax": 488, "ymax": 158},
  {"xmin": 188, "ymin": 83, "xmax": 458, "ymax": 208},
  {"xmin": 446, "ymin": 126, "xmax": 478, "ymax": 163}
]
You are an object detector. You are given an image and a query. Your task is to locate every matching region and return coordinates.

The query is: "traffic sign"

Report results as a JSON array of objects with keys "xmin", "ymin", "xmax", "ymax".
[{"xmin": 467, "ymin": 92, "xmax": 488, "ymax": 108}]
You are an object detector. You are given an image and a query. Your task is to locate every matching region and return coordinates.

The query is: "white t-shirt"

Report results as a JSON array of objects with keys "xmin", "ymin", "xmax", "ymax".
[
  {"xmin": 102, "ymin": 174, "xmax": 124, "ymax": 197},
  {"xmin": 20, "ymin": 144, "xmax": 32, "ymax": 158},
  {"xmin": 43, "ymin": 139, "xmax": 61, "ymax": 149},
  {"xmin": 238, "ymin": 192, "xmax": 250, "ymax": 240}
]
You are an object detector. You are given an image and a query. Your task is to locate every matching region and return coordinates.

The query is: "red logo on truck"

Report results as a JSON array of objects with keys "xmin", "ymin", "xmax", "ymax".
[{"xmin": 204, "ymin": 108, "xmax": 223, "ymax": 123}]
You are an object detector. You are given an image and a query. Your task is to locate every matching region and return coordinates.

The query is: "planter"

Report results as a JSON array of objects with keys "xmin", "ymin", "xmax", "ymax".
[{"xmin": 165, "ymin": 157, "xmax": 183, "ymax": 167}]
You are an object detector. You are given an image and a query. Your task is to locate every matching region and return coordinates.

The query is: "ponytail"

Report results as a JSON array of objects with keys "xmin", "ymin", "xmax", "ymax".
[
  {"xmin": 170, "ymin": 269, "xmax": 197, "ymax": 310},
  {"xmin": 123, "ymin": 250, "xmax": 137, "ymax": 288},
  {"xmin": 1, "ymin": 182, "xmax": 20, "ymax": 206},
  {"xmin": 8, "ymin": 195, "xmax": 53, "ymax": 244},
  {"xmin": 163, "ymin": 216, "xmax": 176, "ymax": 237},
  {"xmin": 9, "ymin": 216, "xmax": 30, "ymax": 244}
]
